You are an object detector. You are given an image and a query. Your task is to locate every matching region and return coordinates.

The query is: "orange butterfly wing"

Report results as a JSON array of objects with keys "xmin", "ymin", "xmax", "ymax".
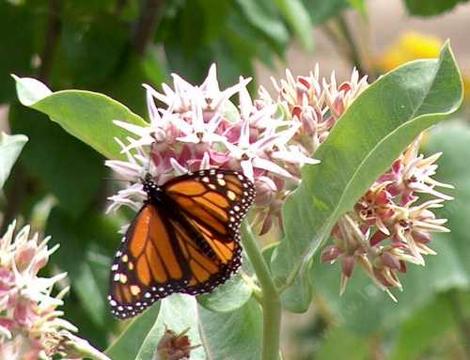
[
  {"xmin": 108, "ymin": 169, "xmax": 255, "ymax": 319},
  {"xmin": 164, "ymin": 169, "xmax": 255, "ymax": 294}
]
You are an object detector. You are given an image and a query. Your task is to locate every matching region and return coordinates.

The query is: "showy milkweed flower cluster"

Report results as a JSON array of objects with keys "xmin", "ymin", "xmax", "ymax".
[
  {"xmin": 0, "ymin": 221, "xmax": 78, "ymax": 359},
  {"xmin": 106, "ymin": 65, "xmax": 368, "ymax": 234},
  {"xmin": 257, "ymin": 68, "xmax": 451, "ymax": 295},
  {"xmin": 321, "ymin": 136, "xmax": 453, "ymax": 295},
  {"xmin": 106, "ymin": 64, "xmax": 451, "ymax": 295}
]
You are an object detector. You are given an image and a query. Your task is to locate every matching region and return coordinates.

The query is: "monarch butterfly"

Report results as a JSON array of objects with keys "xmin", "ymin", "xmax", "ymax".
[{"xmin": 108, "ymin": 168, "xmax": 255, "ymax": 319}]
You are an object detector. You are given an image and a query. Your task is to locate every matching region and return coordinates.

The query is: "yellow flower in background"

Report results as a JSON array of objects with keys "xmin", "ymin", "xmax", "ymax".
[
  {"xmin": 376, "ymin": 32, "xmax": 441, "ymax": 71},
  {"xmin": 377, "ymin": 31, "xmax": 468, "ymax": 102}
]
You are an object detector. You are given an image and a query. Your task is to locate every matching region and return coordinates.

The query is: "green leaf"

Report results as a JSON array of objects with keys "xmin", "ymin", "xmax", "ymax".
[
  {"xmin": 198, "ymin": 273, "xmax": 252, "ymax": 312},
  {"xmin": 13, "ymin": 76, "xmax": 147, "ymax": 160},
  {"xmin": 302, "ymin": 0, "xmax": 349, "ymax": 25},
  {"xmin": 271, "ymin": 44, "xmax": 463, "ymax": 312},
  {"xmin": 199, "ymin": 297, "xmax": 262, "ymax": 359},
  {"xmin": 274, "ymin": 0, "xmax": 314, "ymax": 50},
  {"xmin": 235, "ymin": 0, "xmax": 289, "ymax": 49},
  {"xmin": 136, "ymin": 295, "xmax": 205, "ymax": 360},
  {"xmin": 106, "ymin": 304, "xmax": 161, "ymax": 360},
  {"xmin": 403, "ymin": 0, "xmax": 469, "ymax": 16},
  {"xmin": 9, "ymin": 106, "xmax": 106, "ymax": 217},
  {"xmin": 0, "ymin": 132, "xmax": 27, "ymax": 190}
]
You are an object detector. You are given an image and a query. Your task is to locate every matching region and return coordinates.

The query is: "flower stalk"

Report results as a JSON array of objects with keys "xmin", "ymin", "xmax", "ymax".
[{"xmin": 241, "ymin": 222, "xmax": 281, "ymax": 360}]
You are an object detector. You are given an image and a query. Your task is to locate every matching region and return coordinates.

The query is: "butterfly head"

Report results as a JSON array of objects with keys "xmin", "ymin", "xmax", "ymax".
[{"xmin": 141, "ymin": 173, "xmax": 161, "ymax": 196}]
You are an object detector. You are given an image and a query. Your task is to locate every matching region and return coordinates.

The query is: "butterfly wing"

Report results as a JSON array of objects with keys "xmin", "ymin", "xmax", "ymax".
[
  {"xmin": 108, "ymin": 203, "xmax": 190, "ymax": 319},
  {"xmin": 108, "ymin": 169, "xmax": 255, "ymax": 319},
  {"xmin": 163, "ymin": 169, "xmax": 255, "ymax": 293}
]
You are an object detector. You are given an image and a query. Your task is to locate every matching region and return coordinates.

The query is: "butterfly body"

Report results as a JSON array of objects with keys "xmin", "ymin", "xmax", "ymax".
[{"xmin": 108, "ymin": 169, "xmax": 255, "ymax": 319}]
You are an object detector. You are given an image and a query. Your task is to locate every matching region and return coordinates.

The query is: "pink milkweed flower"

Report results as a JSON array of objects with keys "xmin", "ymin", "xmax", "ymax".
[
  {"xmin": 0, "ymin": 221, "xmax": 98, "ymax": 360},
  {"xmin": 321, "ymin": 137, "xmax": 453, "ymax": 296},
  {"xmin": 106, "ymin": 64, "xmax": 320, "ymax": 235}
]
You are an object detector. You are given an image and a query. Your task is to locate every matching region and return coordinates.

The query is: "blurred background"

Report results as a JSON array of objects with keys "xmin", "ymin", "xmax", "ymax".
[{"xmin": 1, "ymin": 0, "xmax": 469, "ymax": 359}]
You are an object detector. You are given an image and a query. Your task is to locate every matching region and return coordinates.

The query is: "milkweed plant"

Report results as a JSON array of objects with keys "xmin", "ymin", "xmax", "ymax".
[{"xmin": 5, "ymin": 42, "xmax": 463, "ymax": 359}]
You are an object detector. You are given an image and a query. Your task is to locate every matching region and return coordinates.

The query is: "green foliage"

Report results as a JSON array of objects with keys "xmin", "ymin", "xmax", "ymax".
[
  {"xmin": 9, "ymin": 106, "xmax": 106, "ymax": 217},
  {"xmin": 198, "ymin": 273, "xmax": 253, "ymax": 312},
  {"xmin": 0, "ymin": 132, "xmax": 27, "ymax": 190},
  {"xmin": 271, "ymin": 45, "xmax": 463, "ymax": 312},
  {"xmin": 404, "ymin": 0, "xmax": 469, "ymax": 16},
  {"xmin": 106, "ymin": 304, "xmax": 161, "ymax": 360},
  {"xmin": 302, "ymin": 0, "xmax": 349, "ymax": 24},
  {"xmin": 305, "ymin": 122, "xmax": 470, "ymax": 359},
  {"xmin": 273, "ymin": 0, "xmax": 314, "ymax": 50},
  {"xmin": 199, "ymin": 297, "xmax": 263, "ymax": 359},
  {"xmin": 14, "ymin": 77, "xmax": 146, "ymax": 160},
  {"xmin": 3, "ymin": 0, "xmax": 468, "ymax": 359}
]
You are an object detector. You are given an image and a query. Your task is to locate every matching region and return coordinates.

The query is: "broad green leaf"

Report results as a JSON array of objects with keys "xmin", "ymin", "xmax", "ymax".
[
  {"xmin": 302, "ymin": 0, "xmax": 349, "ymax": 25},
  {"xmin": 274, "ymin": 0, "xmax": 314, "ymax": 50},
  {"xmin": 235, "ymin": 0, "xmax": 289, "ymax": 49},
  {"xmin": 0, "ymin": 132, "xmax": 27, "ymax": 189},
  {"xmin": 198, "ymin": 273, "xmax": 253, "ymax": 312},
  {"xmin": 10, "ymin": 106, "xmax": 105, "ymax": 217},
  {"xmin": 106, "ymin": 304, "xmax": 161, "ymax": 360},
  {"xmin": 404, "ymin": 0, "xmax": 469, "ymax": 16},
  {"xmin": 14, "ymin": 76, "xmax": 146, "ymax": 160},
  {"xmin": 271, "ymin": 44, "xmax": 463, "ymax": 312},
  {"xmin": 136, "ymin": 295, "xmax": 205, "ymax": 360},
  {"xmin": 199, "ymin": 297, "xmax": 262, "ymax": 359}
]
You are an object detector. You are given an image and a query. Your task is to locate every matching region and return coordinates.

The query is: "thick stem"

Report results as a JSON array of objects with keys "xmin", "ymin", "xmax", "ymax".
[{"xmin": 241, "ymin": 222, "xmax": 282, "ymax": 360}]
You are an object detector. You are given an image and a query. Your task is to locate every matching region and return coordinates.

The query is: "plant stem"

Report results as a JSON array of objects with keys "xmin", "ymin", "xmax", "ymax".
[
  {"xmin": 241, "ymin": 222, "xmax": 282, "ymax": 360},
  {"xmin": 39, "ymin": 0, "xmax": 62, "ymax": 84},
  {"xmin": 132, "ymin": 0, "xmax": 164, "ymax": 56},
  {"xmin": 447, "ymin": 290, "xmax": 470, "ymax": 359}
]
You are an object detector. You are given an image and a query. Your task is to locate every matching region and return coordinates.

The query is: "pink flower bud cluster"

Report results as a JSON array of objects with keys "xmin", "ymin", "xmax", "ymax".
[
  {"xmin": 258, "ymin": 66, "xmax": 369, "ymax": 154},
  {"xmin": 0, "ymin": 221, "xmax": 78, "ymax": 359},
  {"xmin": 320, "ymin": 137, "xmax": 453, "ymax": 296}
]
